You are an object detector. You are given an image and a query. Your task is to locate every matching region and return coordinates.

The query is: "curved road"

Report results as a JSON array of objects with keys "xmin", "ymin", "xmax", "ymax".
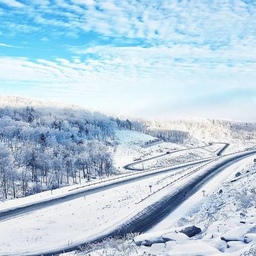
[
  {"xmin": 0, "ymin": 142, "xmax": 238, "ymax": 256},
  {"xmin": 40, "ymin": 149, "xmax": 256, "ymax": 256},
  {"xmin": 124, "ymin": 142, "xmax": 229, "ymax": 171},
  {"xmin": 0, "ymin": 143, "xmax": 228, "ymax": 221},
  {"xmin": 0, "ymin": 143, "xmax": 227, "ymax": 222}
]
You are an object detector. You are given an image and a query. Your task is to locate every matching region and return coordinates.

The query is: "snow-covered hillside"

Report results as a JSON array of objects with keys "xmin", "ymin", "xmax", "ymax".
[
  {"xmin": 146, "ymin": 119, "xmax": 232, "ymax": 141},
  {"xmin": 1, "ymin": 96, "xmax": 256, "ymax": 256},
  {"xmin": 145, "ymin": 118, "xmax": 256, "ymax": 153},
  {"xmin": 0, "ymin": 95, "xmax": 92, "ymax": 111}
]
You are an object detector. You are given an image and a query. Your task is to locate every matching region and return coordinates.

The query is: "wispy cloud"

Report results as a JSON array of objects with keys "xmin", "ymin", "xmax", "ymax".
[
  {"xmin": 0, "ymin": 42, "xmax": 26, "ymax": 49},
  {"xmin": 0, "ymin": 42, "xmax": 15, "ymax": 48},
  {"xmin": 0, "ymin": 0, "xmax": 24, "ymax": 8},
  {"xmin": 1, "ymin": 0, "xmax": 256, "ymax": 120},
  {"xmin": 2, "ymin": 0, "xmax": 256, "ymax": 46}
]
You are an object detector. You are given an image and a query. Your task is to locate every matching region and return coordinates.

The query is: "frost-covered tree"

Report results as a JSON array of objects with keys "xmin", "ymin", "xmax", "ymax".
[
  {"xmin": 0, "ymin": 143, "xmax": 15, "ymax": 199},
  {"xmin": 0, "ymin": 104, "xmax": 118, "ymax": 199}
]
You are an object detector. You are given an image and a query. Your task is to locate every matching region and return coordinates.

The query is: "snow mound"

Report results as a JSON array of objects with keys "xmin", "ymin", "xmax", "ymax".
[
  {"xmin": 221, "ymin": 225, "xmax": 256, "ymax": 242},
  {"xmin": 148, "ymin": 240, "xmax": 221, "ymax": 256},
  {"xmin": 134, "ymin": 228, "xmax": 189, "ymax": 246}
]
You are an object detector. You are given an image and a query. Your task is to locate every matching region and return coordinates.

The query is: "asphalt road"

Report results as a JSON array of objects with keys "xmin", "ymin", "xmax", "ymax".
[
  {"xmin": 41, "ymin": 149, "xmax": 256, "ymax": 256},
  {"xmin": 0, "ymin": 142, "xmax": 237, "ymax": 256},
  {"xmin": 0, "ymin": 158, "xmax": 211, "ymax": 222},
  {"xmin": 124, "ymin": 142, "xmax": 229, "ymax": 171}
]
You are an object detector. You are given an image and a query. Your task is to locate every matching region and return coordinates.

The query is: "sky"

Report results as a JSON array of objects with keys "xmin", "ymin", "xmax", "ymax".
[{"xmin": 0, "ymin": 0, "xmax": 256, "ymax": 121}]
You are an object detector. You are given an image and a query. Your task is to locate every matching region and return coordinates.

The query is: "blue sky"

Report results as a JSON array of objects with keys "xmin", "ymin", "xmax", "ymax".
[{"xmin": 0, "ymin": 0, "xmax": 256, "ymax": 121}]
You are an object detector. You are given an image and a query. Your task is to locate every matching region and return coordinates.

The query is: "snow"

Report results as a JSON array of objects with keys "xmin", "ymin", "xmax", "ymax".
[
  {"xmin": 0, "ymin": 159, "xmax": 209, "ymax": 255},
  {"xmin": 149, "ymin": 154, "xmax": 256, "ymax": 231},
  {"xmin": 1, "ymin": 150, "xmax": 255, "ymax": 255},
  {"xmin": 0, "ymin": 118, "xmax": 256, "ymax": 256},
  {"xmin": 221, "ymin": 225, "xmax": 256, "ymax": 242},
  {"xmin": 154, "ymin": 241, "xmax": 221, "ymax": 255},
  {"xmin": 146, "ymin": 119, "xmax": 256, "ymax": 153},
  {"xmin": 113, "ymin": 129, "xmax": 159, "ymax": 168},
  {"xmin": 134, "ymin": 228, "xmax": 189, "ymax": 246},
  {"xmin": 115, "ymin": 129, "xmax": 156, "ymax": 145},
  {"xmin": 132, "ymin": 154, "xmax": 256, "ymax": 256},
  {"xmin": 113, "ymin": 129, "xmax": 225, "ymax": 172},
  {"xmin": 0, "ymin": 157, "xmax": 208, "ymax": 213}
]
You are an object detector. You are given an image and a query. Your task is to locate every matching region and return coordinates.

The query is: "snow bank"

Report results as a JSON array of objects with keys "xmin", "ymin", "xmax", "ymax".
[
  {"xmin": 134, "ymin": 228, "xmax": 189, "ymax": 246},
  {"xmin": 221, "ymin": 225, "xmax": 256, "ymax": 242}
]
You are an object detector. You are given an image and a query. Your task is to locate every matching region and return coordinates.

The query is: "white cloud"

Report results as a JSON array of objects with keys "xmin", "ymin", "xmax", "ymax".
[
  {"xmin": 0, "ymin": 43, "xmax": 14, "ymax": 47},
  {"xmin": 71, "ymin": 0, "xmax": 95, "ymax": 7},
  {"xmin": 71, "ymin": 43, "xmax": 256, "ymax": 78},
  {"xmin": 1, "ymin": 51, "xmax": 255, "ymax": 120},
  {"xmin": 40, "ymin": 37, "xmax": 49, "ymax": 41},
  {"xmin": 1, "ymin": 0, "xmax": 256, "ymax": 121},
  {"xmin": 32, "ymin": 0, "xmax": 50, "ymax": 6},
  {"xmin": 0, "ymin": 42, "xmax": 27, "ymax": 49},
  {"xmin": 2, "ymin": 0, "xmax": 256, "ymax": 47},
  {"xmin": 4, "ymin": 22, "xmax": 39, "ymax": 34},
  {"xmin": 0, "ymin": 0, "xmax": 24, "ymax": 8},
  {"xmin": 55, "ymin": 0, "xmax": 85, "ymax": 14}
]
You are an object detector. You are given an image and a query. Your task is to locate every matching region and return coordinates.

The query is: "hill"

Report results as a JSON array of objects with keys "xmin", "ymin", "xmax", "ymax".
[
  {"xmin": 0, "ymin": 95, "xmax": 255, "ymax": 201},
  {"xmin": 0, "ymin": 96, "xmax": 256, "ymax": 256}
]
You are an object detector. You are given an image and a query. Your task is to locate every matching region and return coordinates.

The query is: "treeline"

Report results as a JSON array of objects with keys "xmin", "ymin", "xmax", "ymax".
[
  {"xmin": 0, "ymin": 103, "xmax": 192, "ymax": 200},
  {"xmin": 145, "ymin": 129, "xmax": 190, "ymax": 144},
  {"xmin": 0, "ymin": 106, "xmax": 137, "ymax": 200}
]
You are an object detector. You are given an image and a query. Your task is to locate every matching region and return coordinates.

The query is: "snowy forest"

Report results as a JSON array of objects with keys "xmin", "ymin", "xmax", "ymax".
[
  {"xmin": 2, "ymin": 99, "xmax": 253, "ymax": 201},
  {"xmin": 0, "ymin": 105, "xmax": 143, "ymax": 199}
]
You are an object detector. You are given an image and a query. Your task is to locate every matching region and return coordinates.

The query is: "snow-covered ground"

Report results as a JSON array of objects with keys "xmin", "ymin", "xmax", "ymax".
[
  {"xmin": 1, "ymin": 122, "xmax": 256, "ymax": 256},
  {"xmin": 1, "ymin": 150, "xmax": 255, "ymax": 255},
  {"xmin": 146, "ymin": 119, "xmax": 256, "ymax": 153},
  {"xmin": 0, "ymin": 158, "xmax": 207, "ymax": 255},
  {"xmin": 130, "ymin": 155, "xmax": 256, "ymax": 256},
  {"xmin": 113, "ymin": 129, "xmax": 227, "ymax": 172},
  {"xmin": 113, "ymin": 129, "xmax": 186, "ymax": 170},
  {"xmin": 62, "ymin": 154, "xmax": 256, "ymax": 256}
]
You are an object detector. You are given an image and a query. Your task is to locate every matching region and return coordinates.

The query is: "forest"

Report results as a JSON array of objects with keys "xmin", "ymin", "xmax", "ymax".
[
  {"xmin": 0, "ymin": 105, "xmax": 128, "ymax": 199},
  {"xmin": 0, "ymin": 102, "xmax": 193, "ymax": 200}
]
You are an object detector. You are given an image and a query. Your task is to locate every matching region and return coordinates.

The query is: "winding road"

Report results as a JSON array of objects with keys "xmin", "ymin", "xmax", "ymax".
[
  {"xmin": 1, "ymin": 142, "xmax": 255, "ymax": 256},
  {"xmin": 124, "ymin": 142, "xmax": 229, "ymax": 171},
  {"xmin": 40, "ymin": 149, "xmax": 256, "ymax": 256},
  {"xmin": 0, "ymin": 142, "xmax": 226, "ymax": 221}
]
